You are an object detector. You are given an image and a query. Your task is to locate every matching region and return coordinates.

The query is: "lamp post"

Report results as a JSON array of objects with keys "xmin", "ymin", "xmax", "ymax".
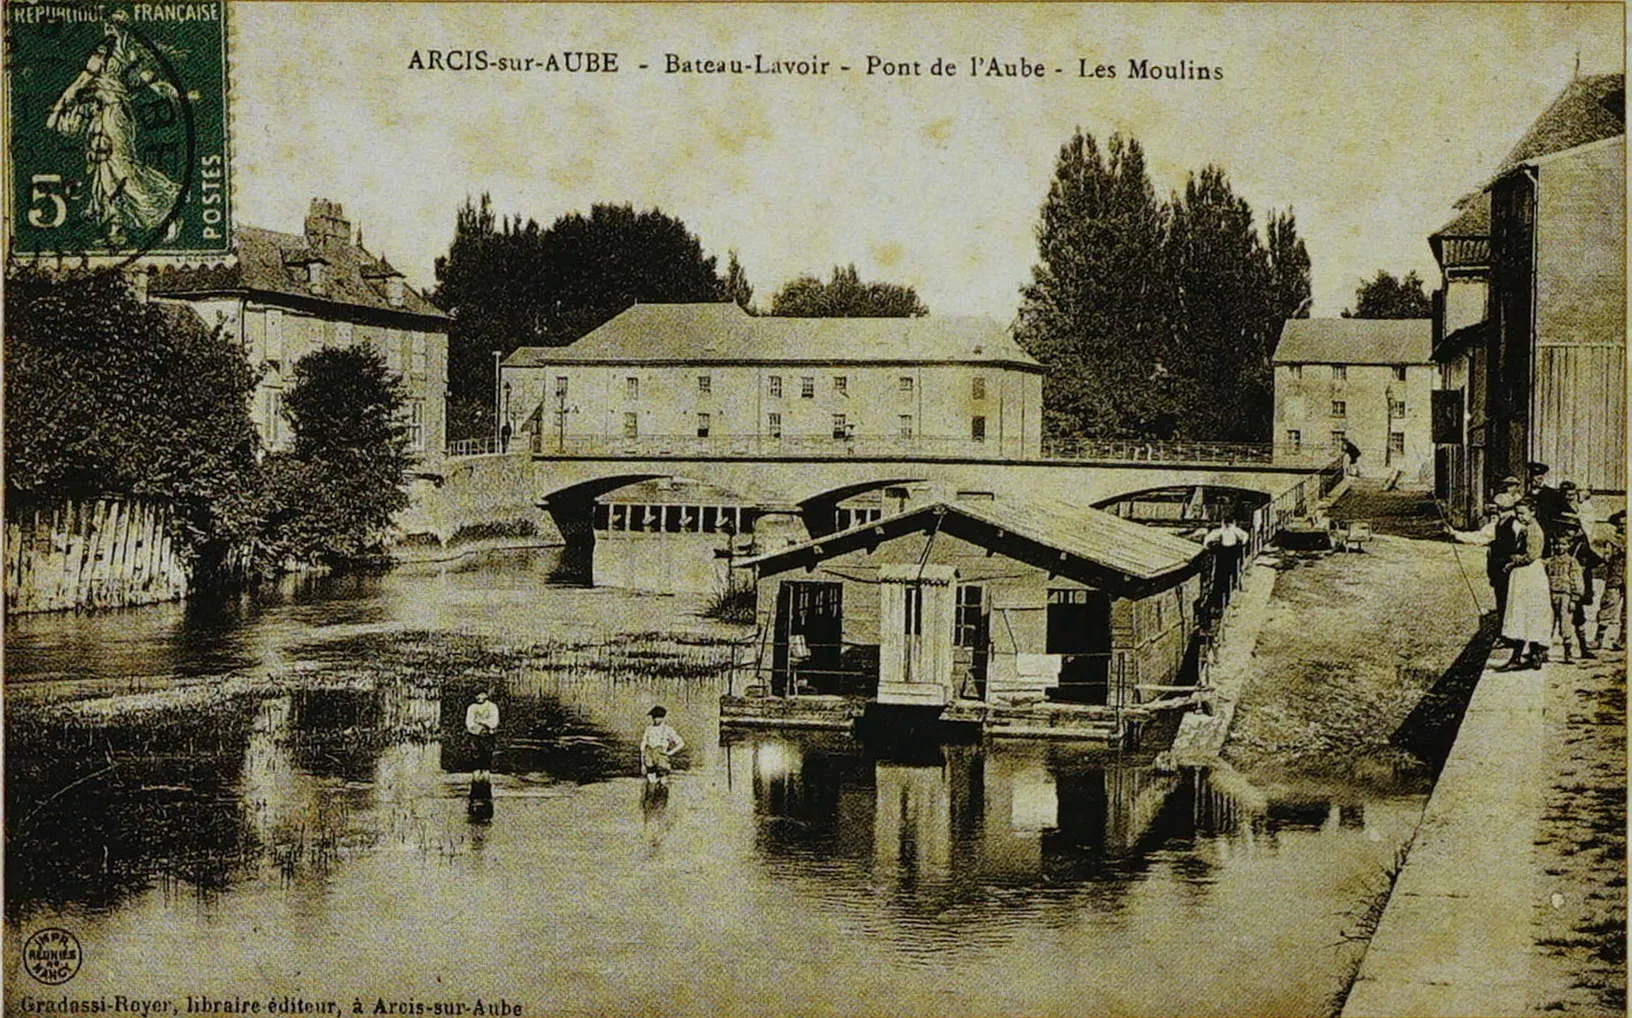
[{"xmin": 491, "ymin": 350, "xmax": 502, "ymax": 450}]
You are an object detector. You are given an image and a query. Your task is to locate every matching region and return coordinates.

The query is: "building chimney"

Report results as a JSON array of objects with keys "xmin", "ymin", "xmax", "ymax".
[{"xmin": 304, "ymin": 198, "xmax": 352, "ymax": 249}]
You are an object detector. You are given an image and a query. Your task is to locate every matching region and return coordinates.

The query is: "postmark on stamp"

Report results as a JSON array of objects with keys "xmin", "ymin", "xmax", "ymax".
[{"xmin": 5, "ymin": 0, "xmax": 230, "ymax": 261}]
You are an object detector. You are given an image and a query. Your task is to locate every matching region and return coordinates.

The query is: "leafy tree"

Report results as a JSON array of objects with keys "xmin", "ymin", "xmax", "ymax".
[
  {"xmin": 769, "ymin": 264, "xmax": 927, "ymax": 318},
  {"xmin": 1165, "ymin": 166, "xmax": 1277, "ymax": 441},
  {"xmin": 1343, "ymin": 270, "xmax": 1432, "ymax": 319},
  {"xmin": 1016, "ymin": 131, "xmax": 1172, "ymax": 437},
  {"xmin": 1015, "ymin": 131, "xmax": 1312, "ymax": 443},
  {"xmin": 724, "ymin": 249, "xmax": 755, "ymax": 313},
  {"xmin": 433, "ymin": 196, "xmax": 728, "ymax": 438},
  {"xmin": 261, "ymin": 346, "xmax": 411, "ymax": 564},
  {"xmin": 3, "ymin": 268, "xmax": 263, "ymax": 561}
]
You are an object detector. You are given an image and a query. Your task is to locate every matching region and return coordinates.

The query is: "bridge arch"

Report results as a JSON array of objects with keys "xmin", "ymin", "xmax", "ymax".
[
  {"xmin": 793, "ymin": 477, "xmax": 930, "ymax": 537},
  {"xmin": 1091, "ymin": 484, "xmax": 1273, "ymax": 532}
]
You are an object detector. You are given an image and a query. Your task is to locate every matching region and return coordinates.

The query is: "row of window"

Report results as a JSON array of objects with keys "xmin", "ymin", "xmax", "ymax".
[
  {"xmin": 592, "ymin": 503, "xmax": 756, "ymax": 534},
  {"xmin": 1285, "ymin": 429, "xmax": 1407, "ymax": 454},
  {"xmin": 1285, "ymin": 365, "xmax": 1411, "ymax": 382},
  {"xmin": 553, "ymin": 375, "xmax": 992, "ymax": 402},
  {"xmin": 1325, "ymin": 400, "xmax": 1408, "ymax": 418},
  {"xmin": 620, "ymin": 412, "xmax": 989, "ymax": 440}
]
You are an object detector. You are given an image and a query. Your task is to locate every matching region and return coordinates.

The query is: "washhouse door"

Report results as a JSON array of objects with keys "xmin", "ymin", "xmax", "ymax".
[
  {"xmin": 1046, "ymin": 588, "xmax": 1112, "ymax": 704},
  {"xmin": 877, "ymin": 565, "xmax": 958, "ymax": 706},
  {"xmin": 772, "ymin": 580, "xmax": 843, "ymax": 695}
]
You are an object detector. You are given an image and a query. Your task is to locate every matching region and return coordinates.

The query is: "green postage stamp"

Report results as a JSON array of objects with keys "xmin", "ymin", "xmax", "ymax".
[{"xmin": 6, "ymin": 0, "xmax": 229, "ymax": 259}]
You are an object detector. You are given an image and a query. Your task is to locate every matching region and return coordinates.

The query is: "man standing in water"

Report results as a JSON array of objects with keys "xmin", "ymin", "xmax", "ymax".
[
  {"xmin": 466, "ymin": 691, "xmax": 500, "ymax": 783},
  {"xmin": 641, "ymin": 706, "xmax": 685, "ymax": 785}
]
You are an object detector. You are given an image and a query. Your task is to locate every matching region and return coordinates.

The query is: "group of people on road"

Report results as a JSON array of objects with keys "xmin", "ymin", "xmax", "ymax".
[
  {"xmin": 461, "ymin": 691, "xmax": 686, "ymax": 789},
  {"xmin": 1450, "ymin": 462, "xmax": 1625, "ymax": 671}
]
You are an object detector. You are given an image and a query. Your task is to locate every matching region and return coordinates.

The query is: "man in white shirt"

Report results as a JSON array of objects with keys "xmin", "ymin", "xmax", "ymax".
[
  {"xmin": 465, "ymin": 691, "xmax": 500, "ymax": 782},
  {"xmin": 1204, "ymin": 518, "xmax": 1251, "ymax": 605}
]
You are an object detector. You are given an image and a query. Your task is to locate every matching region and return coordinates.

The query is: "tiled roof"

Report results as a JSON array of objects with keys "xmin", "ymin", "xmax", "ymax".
[
  {"xmin": 1494, "ymin": 73, "xmax": 1624, "ymax": 178},
  {"xmin": 149, "ymin": 225, "xmax": 446, "ymax": 320},
  {"xmin": 1273, "ymin": 318, "xmax": 1433, "ymax": 365},
  {"xmin": 504, "ymin": 302, "xmax": 1041, "ymax": 368},
  {"xmin": 1430, "ymin": 193, "xmax": 1491, "ymax": 271},
  {"xmin": 1431, "ymin": 193, "xmax": 1490, "ymax": 239},
  {"xmin": 743, "ymin": 494, "xmax": 1203, "ymax": 585}
]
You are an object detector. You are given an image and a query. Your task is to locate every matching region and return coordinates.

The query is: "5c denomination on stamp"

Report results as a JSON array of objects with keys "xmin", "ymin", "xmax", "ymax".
[{"xmin": 5, "ymin": 0, "xmax": 230, "ymax": 261}]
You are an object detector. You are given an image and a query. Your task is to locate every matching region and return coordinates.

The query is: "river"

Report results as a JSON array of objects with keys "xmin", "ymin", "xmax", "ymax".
[{"xmin": 5, "ymin": 549, "xmax": 1426, "ymax": 1017}]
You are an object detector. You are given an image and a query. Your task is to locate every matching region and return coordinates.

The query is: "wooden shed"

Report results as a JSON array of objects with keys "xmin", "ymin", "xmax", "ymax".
[{"xmin": 739, "ymin": 496, "xmax": 1208, "ymax": 712}]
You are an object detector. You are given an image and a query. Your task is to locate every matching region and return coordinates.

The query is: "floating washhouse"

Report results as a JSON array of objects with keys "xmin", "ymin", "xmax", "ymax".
[{"xmin": 723, "ymin": 495, "xmax": 1211, "ymax": 742}]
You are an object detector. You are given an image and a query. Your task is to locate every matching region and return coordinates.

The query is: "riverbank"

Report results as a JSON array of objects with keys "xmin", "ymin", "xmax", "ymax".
[
  {"xmin": 1224, "ymin": 532, "xmax": 1487, "ymax": 791},
  {"xmin": 1340, "ymin": 645, "xmax": 1627, "ymax": 1017}
]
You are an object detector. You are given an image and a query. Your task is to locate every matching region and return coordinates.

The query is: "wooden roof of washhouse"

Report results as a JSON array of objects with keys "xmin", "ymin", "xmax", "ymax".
[{"xmin": 742, "ymin": 495, "xmax": 1205, "ymax": 594}]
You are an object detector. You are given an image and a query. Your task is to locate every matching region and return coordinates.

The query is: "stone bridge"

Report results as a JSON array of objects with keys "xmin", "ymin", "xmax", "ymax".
[{"xmin": 403, "ymin": 445, "xmax": 1343, "ymax": 551}]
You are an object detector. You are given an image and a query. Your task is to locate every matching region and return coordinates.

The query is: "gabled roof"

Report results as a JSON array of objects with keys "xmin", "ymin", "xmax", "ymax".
[
  {"xmin": 149, "ymin": 226, "xmax": 447, "ymax": 321},
  {"xmin": 503, "ymin": 302, "xmax": 1042, "ymax": 369},
  {"xmin": 1494, "ymin": 73, "xmax": 1624, "ymax": 179},
  {"xmin": 1429, "ymin": 193, "xmax": 1491, "ymax": 271},
  {"xmin": 743, "ymin": 495, "xmax": 1204, "ymax": 588},
  {"xmin": 1273, "ymin": 318, "xmax": 1433, "ymax": 366}
]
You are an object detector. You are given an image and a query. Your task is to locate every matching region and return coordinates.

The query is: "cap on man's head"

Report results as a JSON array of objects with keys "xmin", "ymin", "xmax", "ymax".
[
  {"xmin": 1527, "ymin": 462, "xmax": 1550, "ymax": 477},
  {"xmin": 1560, "ymin": 480, "xmax": 1579, "ymax": 492},
  {"xmin": 1498, "ymin": 475, "xmax": 1522, "ymax": 490},
  {"xmin": 648, "ymin": 705, "xmax": 667, "ymax": 718}
]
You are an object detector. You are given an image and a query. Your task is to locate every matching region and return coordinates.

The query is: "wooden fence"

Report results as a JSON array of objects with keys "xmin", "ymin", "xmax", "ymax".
[{"xmin": 5, "ymin": 498, "xmax": 189, "ymax": 614}]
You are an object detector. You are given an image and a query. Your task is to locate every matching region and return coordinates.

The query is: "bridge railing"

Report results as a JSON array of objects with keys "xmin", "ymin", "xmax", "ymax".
[
  {"xmin": 445, "ymin": 437, "xmax": 514, "ymax": 457},
  {"xmin": 506, "ymin": 431, "xmax": 1350, "ymax": 467}
]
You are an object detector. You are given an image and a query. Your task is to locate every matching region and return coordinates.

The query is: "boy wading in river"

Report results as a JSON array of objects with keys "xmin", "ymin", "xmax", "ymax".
[
  {"xmin": 641, "ymin": 706, "xmax": 685, "ymax": 785},
  {"xmin": 465, "ymin": 691, "xmax": 500, "ymax": 783}
]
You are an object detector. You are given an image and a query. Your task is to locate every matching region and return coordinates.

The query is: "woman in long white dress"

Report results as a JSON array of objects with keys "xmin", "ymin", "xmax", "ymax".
[{"xmin": 1497, "ymin": 501, "xmax": 1554, "ymax": 668}]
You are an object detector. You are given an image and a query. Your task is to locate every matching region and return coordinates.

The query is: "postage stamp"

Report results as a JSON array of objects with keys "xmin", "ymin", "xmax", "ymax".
[
  {"xmin": 5, "ymin": 0, "xmax": 230, "ymax": 260},
  {"xmin": 1, "ymin": 3, "xmax": 1625, "ymax": 1018}
]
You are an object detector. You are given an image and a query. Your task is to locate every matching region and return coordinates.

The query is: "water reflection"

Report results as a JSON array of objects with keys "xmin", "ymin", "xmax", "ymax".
[{"xmin": 5, "ymin": 551, "xmax": 1426, "ymax": 1015}]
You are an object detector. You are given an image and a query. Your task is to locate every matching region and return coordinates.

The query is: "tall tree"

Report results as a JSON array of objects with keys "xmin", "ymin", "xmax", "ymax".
[
  {"xmin": 4, "ymin": 268, "xmax": 263, "ymax": 560},
  {"xmin": 1165, "ymin": 165, "xmax": 1277, "ymax": 441},
  {"xmin": 1015, "ymin": 131, "xmax": 1175, "ymax": 438},
  {"xmin": 1343, "ymin": 270, "xmax": 1432, "ymax": 319},
  {"xmin": 769, "ymin": 264, "xmax": 928, "ymax": 317},
  {"xmin": 724, "ymin": 249, "xmax": 755, "ymax": 313},
  {"xmin": 262, "ymin": 346, "xmax": 412, "ymax": 564},
  {"xmin": 432, "ymin": 197, "xmax": 728, "ymax": 438},
  {"xmin": 1267, "ymin": 209, "xmax": 1314, "ymax": 325}
]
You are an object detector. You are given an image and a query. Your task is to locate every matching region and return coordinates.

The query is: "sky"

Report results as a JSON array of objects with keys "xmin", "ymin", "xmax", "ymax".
[{"xmin": 230, "ymin": 2, "xmax": 1623, "ymax": 321}]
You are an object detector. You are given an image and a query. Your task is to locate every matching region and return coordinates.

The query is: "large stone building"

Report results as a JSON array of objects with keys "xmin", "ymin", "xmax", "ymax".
[
  {"xmin": 1271, "ymin": 318, "xmax": 1436, "ymax": 483},
  {"xmin": 499, "ymin": 302, "xmax": 1045, "ymax": 459},
  {"xmin": 149, "ymin": 198, "xmax": 450, "ymax": 464},
  {"xmin": 1427, "ymin": 73, "xmax": 1625, "ymax": 525}
]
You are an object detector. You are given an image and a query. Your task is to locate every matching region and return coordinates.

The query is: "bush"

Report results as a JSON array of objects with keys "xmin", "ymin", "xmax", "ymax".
[{"xmin": 447, "ymin": 518, "xmax": 540, "ymax": 547}]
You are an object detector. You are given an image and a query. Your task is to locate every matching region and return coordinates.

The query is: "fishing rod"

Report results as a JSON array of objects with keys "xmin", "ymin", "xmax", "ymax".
[{"xmin": 1431, "ymin": 495, "xmax": 1491, "ymax": 619}]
